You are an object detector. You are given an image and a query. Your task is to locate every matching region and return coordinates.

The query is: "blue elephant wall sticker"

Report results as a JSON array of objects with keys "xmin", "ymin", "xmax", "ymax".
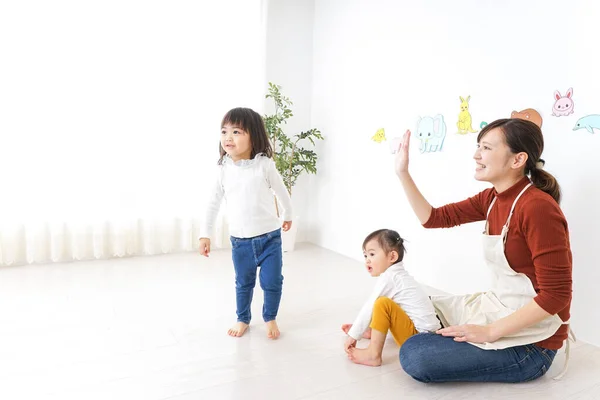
[{"xmin": 416, "ymin": 114, "xmax": 446, "ymax": 153}]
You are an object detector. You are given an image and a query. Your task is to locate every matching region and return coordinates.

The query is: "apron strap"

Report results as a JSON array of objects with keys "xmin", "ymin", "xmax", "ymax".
[
  {"xmin": 484, "ymin": 198, "xmax": 497, "ymax": 234},
  {"xmin": 504, "ymin": 183, "xmax": 533, "ymax": 228},
  {"xmin": 484, "ymin": 182, "xmax": 532, "ymax": 236},
  {"xmin": 501, "ymin": 183, "xmax": 533, "ymax": 244},
  {"xmin": 553, "ymin": 325, "xmax": 576, "ymax": 380},
  {"xmin": 485, "ymin": 198, "xmax": 497, "ymax": 219}
]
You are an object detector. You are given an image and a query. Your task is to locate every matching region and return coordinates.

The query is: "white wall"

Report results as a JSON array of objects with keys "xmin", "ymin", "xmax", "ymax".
[
  {"xmin": 0, "ymin": 0, "xmax": 267, "ymax": 262},
  {"xmin": 306, "ymin": 0, "xmax": 600, "ymax": 346},
  {"xmin": 0, "ymin": 0, "xmax": 266, "ymax": 222},
  {"xmin": 265, "ymin": 0, "xmax": 315, "ymax": 242}
]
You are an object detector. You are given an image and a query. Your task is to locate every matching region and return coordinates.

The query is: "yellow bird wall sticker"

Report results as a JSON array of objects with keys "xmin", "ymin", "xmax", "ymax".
[{"xmin": 371, "ymin": 128, "xmax": 386, "ymax": 143}]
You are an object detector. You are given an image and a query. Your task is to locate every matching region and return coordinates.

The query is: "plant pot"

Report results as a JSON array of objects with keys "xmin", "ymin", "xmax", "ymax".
[{"xmin": 281, "ymin": 216, "xmax": 299, "ymax": 252}]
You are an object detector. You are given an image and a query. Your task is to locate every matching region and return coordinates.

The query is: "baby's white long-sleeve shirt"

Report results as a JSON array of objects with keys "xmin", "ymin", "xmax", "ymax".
[
  {"xmin": 348, "ymin": 262, "xmax": 441, "ymax": 340},
  {"xmin": 200, "ymin": 155, "xmax": 293, "ymax": 239}
]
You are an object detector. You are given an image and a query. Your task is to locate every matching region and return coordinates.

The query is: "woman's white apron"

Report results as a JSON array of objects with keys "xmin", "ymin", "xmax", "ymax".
[{"xmin": 430, "ymin": 183, "xmax": 574, "ymax": 379}]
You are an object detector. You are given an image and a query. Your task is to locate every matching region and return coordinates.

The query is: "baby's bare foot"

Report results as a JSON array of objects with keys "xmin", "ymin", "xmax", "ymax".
[
  {"xmin": 266, "ymin": 320, "xmax": 280, "ymax": 340},
  {"xmin": 227, "ymin": 322, "xmax": 249, "ymax": 337},
  {"xmin": 347, "ymin": 347, "xmax": 382, "ymax": 367}
]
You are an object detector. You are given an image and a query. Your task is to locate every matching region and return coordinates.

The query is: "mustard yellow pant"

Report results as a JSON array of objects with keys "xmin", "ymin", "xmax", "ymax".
[{"xmin": 370, "ymin": 297, "xmax": 418, "ymax": 346}]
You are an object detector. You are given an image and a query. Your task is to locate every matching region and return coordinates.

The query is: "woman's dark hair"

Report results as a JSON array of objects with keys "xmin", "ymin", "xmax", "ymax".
[
  {"xmin": 477, "ymin": 118, "xmax": 561, "ymax": 204},
  {"xmin": 362, "ymin": 229, "xmax": 406, "ymax": 262},
  {"xmin": 218, "ymin": 107, "xmax": 273, "ymax": 165}
]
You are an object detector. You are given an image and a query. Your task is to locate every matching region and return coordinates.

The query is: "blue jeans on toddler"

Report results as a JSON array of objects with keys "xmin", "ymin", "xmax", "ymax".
[{"xmin": 230, "ymin": 228, "xmax": 283, "ymax": 324}]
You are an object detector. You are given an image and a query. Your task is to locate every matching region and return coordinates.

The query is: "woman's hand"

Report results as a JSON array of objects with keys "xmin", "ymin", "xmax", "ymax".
[
  {"xmin": 393, "ymin": 129, "xmax": 432, "ymax": 224},
  {"xmin": 282, "ymin": 221, "xmax": 292, "ymax": 232},
  {"xmin": 394, "ymin": 129, "xmax": 411, "ymax": 177},
  {"xmin": 436, "ymin": 324, "xmax": 499, "ymax": 344}
]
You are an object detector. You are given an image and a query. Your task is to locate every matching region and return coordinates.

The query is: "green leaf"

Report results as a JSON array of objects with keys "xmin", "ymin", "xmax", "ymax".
[{"xmin": 263, "ymin": 82, "xmax": 324, "ymax": 194}]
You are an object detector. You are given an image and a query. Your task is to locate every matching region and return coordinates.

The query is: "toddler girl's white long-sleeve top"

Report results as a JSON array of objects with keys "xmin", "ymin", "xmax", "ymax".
[
  {"xmin": 348, "ymin": 262, "xmax": 441, "ymax": 340},
  {"xmin": 200, "ymin": 155, "xmax": 293, "ymax": 239}
]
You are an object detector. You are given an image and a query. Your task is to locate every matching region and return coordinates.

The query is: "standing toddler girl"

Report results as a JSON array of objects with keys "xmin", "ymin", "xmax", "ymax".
[{"xmin": 199, "ymin": 107, "xmax": 293, "ymax": 339}]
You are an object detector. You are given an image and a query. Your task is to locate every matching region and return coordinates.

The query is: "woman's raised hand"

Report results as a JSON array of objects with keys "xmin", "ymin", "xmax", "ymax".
[{"xmin": 394, "ymin": 130, "xmax": 411, "ymax": 176}]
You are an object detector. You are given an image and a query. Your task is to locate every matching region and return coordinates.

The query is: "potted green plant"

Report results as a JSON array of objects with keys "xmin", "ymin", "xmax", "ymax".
[{"xmin": 264, "ymin": 82, "xmax": 324, "ymax": 251}]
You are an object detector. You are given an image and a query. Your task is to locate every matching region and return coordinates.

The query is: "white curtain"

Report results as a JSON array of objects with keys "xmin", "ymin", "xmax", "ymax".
[{"xmin": 0, "ymin": 0, "xmax": 265, "ymax": 266}]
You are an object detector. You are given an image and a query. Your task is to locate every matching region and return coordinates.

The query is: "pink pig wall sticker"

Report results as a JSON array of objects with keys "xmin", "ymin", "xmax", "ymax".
[{"xmin": 552, "ymin": 87, "xmax": 574, "ymax": 117}]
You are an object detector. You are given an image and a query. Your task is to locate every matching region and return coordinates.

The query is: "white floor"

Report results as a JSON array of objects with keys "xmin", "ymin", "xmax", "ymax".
[{"xmin": 0, "ymin": 243, "xmax": 598, "ymax": 400}]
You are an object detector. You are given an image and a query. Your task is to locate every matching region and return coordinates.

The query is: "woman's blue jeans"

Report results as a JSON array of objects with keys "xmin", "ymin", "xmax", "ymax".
[
  {"xmin": 230, "ymin": 229, "xmax": 283, "ymax": 324},
  {"xmin": 400, "ymin": 333, "xmax": 557, "ymax": 383}
]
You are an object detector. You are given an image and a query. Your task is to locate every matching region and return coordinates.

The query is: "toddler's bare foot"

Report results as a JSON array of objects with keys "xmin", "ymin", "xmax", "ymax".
[
  {"xmin": 347, "ymin": 346, "xmax": 382, "ymax": 367},
  {"xmin": 227, "ymin": 322, "xmax": 249, "ymax": 337},
  {"xmin": 266, "ymin": 320, "xmax": 280, "ymax": 340},
  {"xmin": 341, "ymin": 324, "xmax": 371, "ymax": 339}
]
